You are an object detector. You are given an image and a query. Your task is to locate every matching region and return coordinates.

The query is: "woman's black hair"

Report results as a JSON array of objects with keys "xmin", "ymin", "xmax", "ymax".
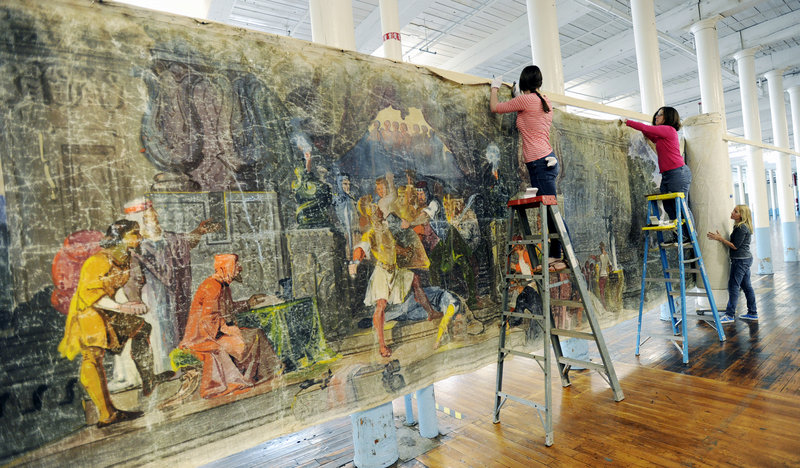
[
  {"xmin": 653, "ymin": 106, "xmax": 681, "ymax": 131},
  {"xmin": 100, "ymin": 219, "xmax": 139, "ymax": 248},
  {"xmin": 518, "ymin": 65, "xmax": 550, "ymax": 113}
]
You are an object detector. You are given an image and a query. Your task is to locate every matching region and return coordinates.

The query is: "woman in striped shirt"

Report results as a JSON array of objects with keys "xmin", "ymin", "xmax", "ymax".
[{"xmin": 490, "ymin": 65, "xmax": 564, "ymax": 270}]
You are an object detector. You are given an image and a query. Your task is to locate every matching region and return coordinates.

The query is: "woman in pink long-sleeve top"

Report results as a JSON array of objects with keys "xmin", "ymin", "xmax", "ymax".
[{"xmin": 626, "ymin": 107, "xmax": 692, "ymax": 233}]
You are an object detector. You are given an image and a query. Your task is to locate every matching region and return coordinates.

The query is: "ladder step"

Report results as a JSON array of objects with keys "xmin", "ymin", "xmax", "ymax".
[
  {"xmin": 642, "ymin": 222, "xmax": 678, "ymax": 231},
  {"xmin": 505, "ymin": 273, "xmax": 542, "ymax": 281},
  {"xmin": 666, "ymin": 268, "xmax": 701, "ymax": 274},
  {"xmin": 557, "ymin": 356, "xmax": 606, "ymax": 372},
  {"xmin": 659, "ymin": 242, "xmax": 693, "ymax": 249},
  {"xmin": 669, "ymin": 291, "xmax": 711, "ymax": 297},
  {"xmin": 551, "ymin": 328, "xmax": 594, "ymax": 340},
  {"xmin": 496, "ymin": 391, "xmax": 545, "ymax": 412},
  {"xmin": 551, "ymin": 299, "xmax": 584, "ymax": 308},
  {"xmin": 673, "ymin": 313, "xmax": 717, "ymax": 323},
  {"xmin": 501, "ymin": 348, "xmax": 545, "ymax": 362},
  {"xmin": 503, "ymin": 310, "xmax": 544, "ymax": 321},
  {"xmin": 648, "ymin": 333, "xmax": 685, "ymax": 342},
  {"xmin": 644, "ymin": 277, "xmax": 680, "ymax": 283}
]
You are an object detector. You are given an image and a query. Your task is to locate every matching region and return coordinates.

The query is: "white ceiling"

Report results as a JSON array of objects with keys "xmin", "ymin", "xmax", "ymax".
[{"xmin": 125, "ymin": 0, "xmax": 800, "ymax": 166}]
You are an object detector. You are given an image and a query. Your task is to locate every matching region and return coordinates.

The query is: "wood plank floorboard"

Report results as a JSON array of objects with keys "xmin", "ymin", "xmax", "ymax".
[{"xmin": 207, "ymin": 231, "xmax": 800, "ymax": 467}]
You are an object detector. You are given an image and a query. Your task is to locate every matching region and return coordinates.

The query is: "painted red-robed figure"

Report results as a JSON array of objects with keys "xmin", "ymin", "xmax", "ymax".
[{"xmin": 180, "ymin": 254, "xmax": 281, "ymax": 398}]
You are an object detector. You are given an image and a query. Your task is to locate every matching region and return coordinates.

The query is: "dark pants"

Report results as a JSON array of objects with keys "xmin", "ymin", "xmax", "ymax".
[
  {"xmin": 526, "ymin": 154, "xmax": 562, "ymax": 258},
  {"xmin": 725, "ymin": 257, "xmax": 756, "ymax": 316},
  {"xmin": 660, "ymin": 164, "xmax": 693, "ymax": 240}
]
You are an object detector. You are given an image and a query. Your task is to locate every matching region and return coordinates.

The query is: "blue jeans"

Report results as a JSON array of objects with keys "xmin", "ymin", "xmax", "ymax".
[
  {"xmin": 526, "ymin": 154, "xmax": 562, "ymax": 258},
  {"xmin": 725, "ymin": 257, "xmax": 756, "ymax": 316},
  {"xmin": 660, "ymin": 164, "xmax": 692, "ymax": 239}
]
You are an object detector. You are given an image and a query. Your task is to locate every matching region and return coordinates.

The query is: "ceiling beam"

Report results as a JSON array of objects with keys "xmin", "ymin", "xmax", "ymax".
[
  {"xmin": 719, "ymin": 8, "xmax": 800, "ymax": 58},
  {"xmin": 442, "ymin": 0, "xmax": 587, "ymax": 74},
  {"xmin": 656, "ymin": 0, "xmax": 766, "ymax": 35},
  {"xmin": 205, "ymin": 0, "xmax": 235, "ymax": 22}
]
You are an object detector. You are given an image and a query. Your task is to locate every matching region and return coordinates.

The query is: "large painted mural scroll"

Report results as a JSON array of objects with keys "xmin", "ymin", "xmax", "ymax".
[{"xmin": 0, "ymin": 0, "xmax": 666, "ymax": 465}]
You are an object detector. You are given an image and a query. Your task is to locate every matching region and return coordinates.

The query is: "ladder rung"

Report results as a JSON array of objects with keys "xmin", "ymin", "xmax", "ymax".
[
  {"xmin": 501, "ymin": 348, "xmax": 545, "ymax": 362},
  {"xmin": 646, "ymin": 192, "xmax": 685, "ymax": 201},
  {"xmin": 547, "ymin": 279, "xmax": 571, "ymax": 290},
  {"xmin": 503, "ymin": 310, "xmax": 544, "ymax": 321},
  {"xmin": 666, "ymin": 268, "xmax": 701, "ymax": 274},
  {"xmin": 647, "ymin": 333, "xmax": 685, "ymax": 342},
  {"xmin": 496, "ymin": 391, "xmax": 545, "ymax": 411},
  {"xmin": 508, "ymin": 239, "xmax": 539, "ymax": 245},
  {"xmin": 505, "ymin": 273, "xmax": 542, "ymax": 281},
  {"xmin": 551, "ymin": 328, "xmax": 594, "ymax": 340},
  {"xmin": 659, "ymin": 242, "xmax": 693, "ymax": 248},
  {"xmin": 550, "ymin": 299, "xmax": 584, "ymax": 308},
  {"xmin": 644, "ymin": 277, "xmax": 680, "ymax": 283},
  {"xmin": 557, "ymin": 356, "xmax": 606, "ymax": 372},
  {"xmin": 669, "ymin": 291, "xmax": 710, "ymax": 297},
  {"xmin": 673, "ymin": 314, "xmax": 717, "ymax": 323}
]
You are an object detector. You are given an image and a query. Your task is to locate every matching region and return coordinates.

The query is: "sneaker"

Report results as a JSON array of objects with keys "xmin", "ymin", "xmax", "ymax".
[
  {"xmin": 739, "ymin": 313, "xmax": 759, "ymax": 321},
  {"xmin": 718, "ymin": 315, "xmax": 735, "ymax": 324}
]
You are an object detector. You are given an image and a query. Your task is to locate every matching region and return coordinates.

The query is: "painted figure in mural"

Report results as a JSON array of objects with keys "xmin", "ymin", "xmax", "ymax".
[
  {"xmin": 379, "ymin": 173, "xmax": 432, "ymax": 271},
  {"xmin": 122, "ymin": 197, "xmax": 222, "ymax": 374},
  {"xmin": 350, "ymin": 198, "xmax": 441, "ymax": 357},
  {"xmin": 625, "ymin": 106, "xmax": 692, "ymax": 240},
  {"xmin": 707, "ymin": 204, "xmax": 758, "ymax": 324},
  {"xmin": 506, "ymin": 235, "xmax": 542, "ymax": 327},
  {"xmin": 291, "ymin": 135, "xmax": 332, "ymax": 228},
  {"xmin": 333, "ymin": 174, "xmax": 359, "ymax": 257},
  {"xmin": 490, "ymin": 65, "xmax": 566, "ymax": 270},
  {"xmin": 597, "ymin": 242, "xmax": 611, "ymax": 306},
  {"xmin": 57, "ymin": 220, "xmax": 174, "ymax": 428},
  {"xmin": 429, "ymin": 194, "xmax": 479, "ymax": 307},
  {"xmin": 399, "ymin": 179, "xmax": 440, "ymax": 251},
  {"xmin": 180, "ymin": 254, "xmax": 282, "ymax": 398}
]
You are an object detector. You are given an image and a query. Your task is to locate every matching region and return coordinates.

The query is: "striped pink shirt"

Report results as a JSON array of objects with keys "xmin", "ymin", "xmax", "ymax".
[{"xmin": 494, "ymin": 93, "xmax": 553, "ymax": 162}]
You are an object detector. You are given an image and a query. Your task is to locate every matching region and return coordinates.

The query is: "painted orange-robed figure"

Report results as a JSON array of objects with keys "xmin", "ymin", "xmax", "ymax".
[{"xmin": 180, "ymin": 254, "xmax": 281, "ymax": 398}]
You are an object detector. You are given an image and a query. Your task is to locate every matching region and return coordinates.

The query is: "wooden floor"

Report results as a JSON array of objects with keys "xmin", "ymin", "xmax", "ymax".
[{"xmin": 207, "ymin": 227, "xmax": 800, "ymax": 468}]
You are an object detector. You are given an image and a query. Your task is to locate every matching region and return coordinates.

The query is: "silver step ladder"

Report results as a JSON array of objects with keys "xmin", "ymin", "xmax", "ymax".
[
  {"xmin": 636, "ymin": 192, "xmax": 725, "ymax": 365},
  {"xmin": 493, "ymin": 193, "xmax": 624, "ymax": 447}
]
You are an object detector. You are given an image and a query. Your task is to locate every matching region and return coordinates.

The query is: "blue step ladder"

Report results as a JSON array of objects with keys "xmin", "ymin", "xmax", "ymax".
[{"xmin": 636, "ymin": 192, "xmax": 726, "ymax": 364}]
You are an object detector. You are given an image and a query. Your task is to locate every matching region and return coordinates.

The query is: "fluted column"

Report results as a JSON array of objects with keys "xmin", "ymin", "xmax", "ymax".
[
  {"xmin": 765, "ymin": 69, "xmax": 797, "ymax": 261},
  {"xmin": 631, "ymin": 0, "xmax": 664, "ymax": 114},
  {"xmin": 733, "ymin": 48, "xmax": 772, "ymax": 273},
  {"xmin": 525, "ymin": 0, "xmax": 564, "ymax": 95}
]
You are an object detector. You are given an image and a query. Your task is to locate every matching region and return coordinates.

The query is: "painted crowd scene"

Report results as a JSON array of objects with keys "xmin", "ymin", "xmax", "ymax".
[{"xmin": 0, "ymin": 0, "xmax": 664, "ymax": 464}]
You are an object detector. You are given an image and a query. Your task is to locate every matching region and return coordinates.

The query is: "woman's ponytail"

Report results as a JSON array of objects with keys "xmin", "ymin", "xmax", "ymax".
[{"xmin": 534, "ymin": 90, "xmax": 550, "ymax": 113}]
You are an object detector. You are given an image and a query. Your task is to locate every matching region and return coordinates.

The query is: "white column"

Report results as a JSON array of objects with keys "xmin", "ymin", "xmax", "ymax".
[
  {"xmin": 771, "ymin": 168, "xmax": 779, "ymax": 217},
  {"xmin": 379, "ymin": 0, "xmax": 402, "ymax": 61},
  {"xmin": 765, "ymin": 69, "xmax": 798, "ymax": 261},
  {"xmin": 766, "ymin": 170, "xmax": 774, "ymax": 217},
  {"xmin": 689, "ymin": 17, "xmax": 726, "ymax": 121},
  {"xmin": 683, "ymin": 114, "xmax": 734, "ymax": 302},
  {"xmin": 630, "ymin": 0, "xmax": 664, "ymax": 114},
  {"xmin": 736, "ymin": 165, "xmax": 745, "ymax": 204},
  {"xmin": 734, "ymin": 48, "xmax": 772, "ymax": 273},
  {"xmin": 788, "ymin": 85, "xmax": 800, "ymax": 212},
  {"xmin": 308, "ymin": 0, "xmax": 356, "ymax": 51},
  {"xmin": 526, "ymin": 0, "xmax": 565, "ymax": 95}
]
